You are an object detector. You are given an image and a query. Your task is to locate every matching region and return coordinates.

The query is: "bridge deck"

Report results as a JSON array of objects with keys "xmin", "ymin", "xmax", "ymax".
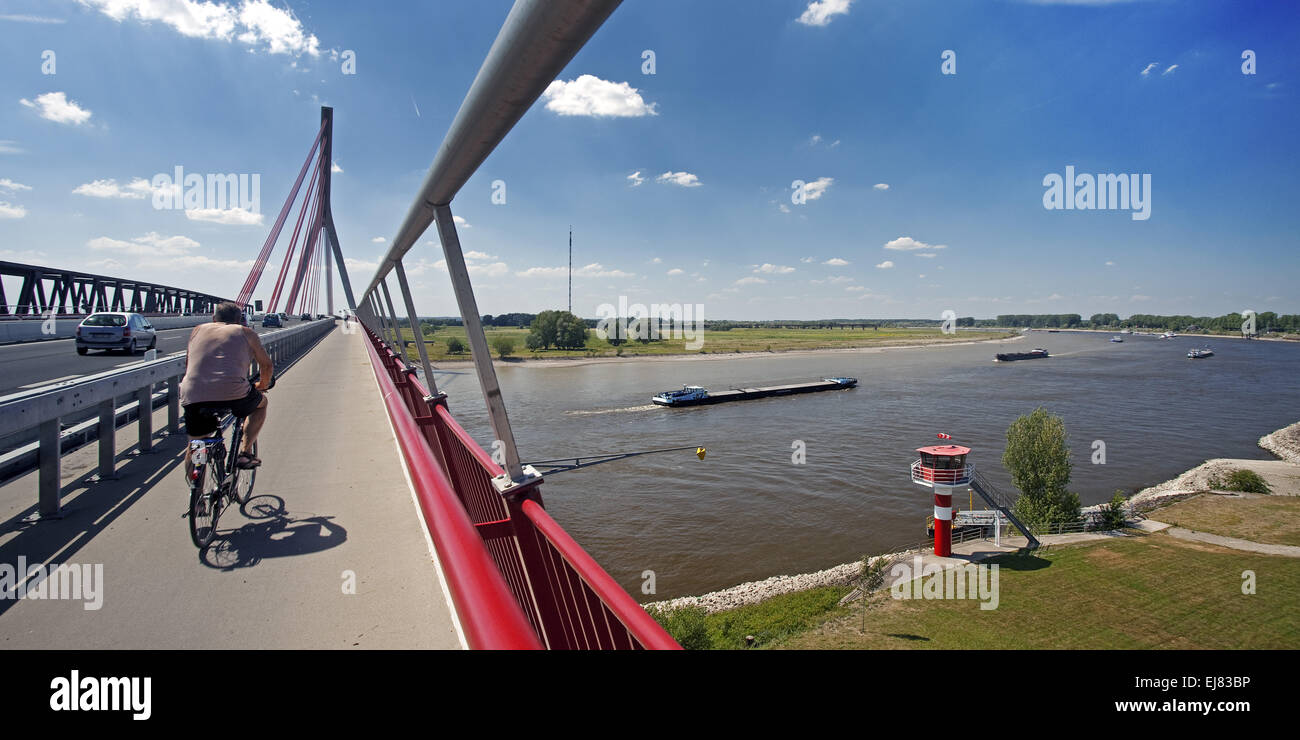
[{"xmin": 0, "ymin": 328, "xmax": 463, "ymax": 649}]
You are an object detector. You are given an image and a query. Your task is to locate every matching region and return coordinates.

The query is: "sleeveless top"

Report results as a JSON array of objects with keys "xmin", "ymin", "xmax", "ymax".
[{"xmin": 180, "ymin": 323, "xmax": 253, "ymax": 405}]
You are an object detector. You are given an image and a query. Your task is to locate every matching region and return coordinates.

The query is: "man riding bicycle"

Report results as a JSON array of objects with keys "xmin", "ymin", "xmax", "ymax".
[{"xmin": 181, "ymin": 302, "xmax": 273, "ymax": 471}]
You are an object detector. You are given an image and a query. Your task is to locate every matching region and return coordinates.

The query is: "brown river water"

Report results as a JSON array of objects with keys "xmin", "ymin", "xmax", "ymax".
[{"xmin": 422, "ymin": 331, "xmax": 1300, "ymax": 600}]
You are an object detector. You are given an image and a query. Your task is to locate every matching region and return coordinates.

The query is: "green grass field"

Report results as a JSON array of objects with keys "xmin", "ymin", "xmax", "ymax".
[
  {"xmin": 651, "ymin": 533, "xmax": 1300, "ymax": 650},
  {"xmin": 389, "ymin": 326, "xmax": 1015, "ymax": 362},
  {"xmin": 1152, "ymin": 493, "xmax": 1300, "ymax": 547}
]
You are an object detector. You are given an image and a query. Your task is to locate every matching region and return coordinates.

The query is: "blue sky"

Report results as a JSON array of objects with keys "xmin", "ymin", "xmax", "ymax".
[{"xmin": 0, "ymin": 0, "xmax": 1296, "ymax": 319}]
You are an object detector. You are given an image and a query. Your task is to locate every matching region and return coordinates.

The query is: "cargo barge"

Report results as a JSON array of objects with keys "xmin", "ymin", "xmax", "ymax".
[
  {"xmin": 652, "ymin": 377, "xmax": 857, "ymax": 407},
  {"xmin": 994, "ymin": 348, "xmax": 1049, "ymax": 362}
]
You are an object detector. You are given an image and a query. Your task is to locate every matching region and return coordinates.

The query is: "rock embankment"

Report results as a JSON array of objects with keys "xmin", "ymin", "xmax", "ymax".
[{"xmin": 1260, "ymin": 421, "xmax": 1300, "ymax": 464}]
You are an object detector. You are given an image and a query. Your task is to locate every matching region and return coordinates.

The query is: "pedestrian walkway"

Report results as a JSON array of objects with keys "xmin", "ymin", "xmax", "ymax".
[{"xmin": 0, "ymin": 328, "xmax": 462, "ymax": 649}]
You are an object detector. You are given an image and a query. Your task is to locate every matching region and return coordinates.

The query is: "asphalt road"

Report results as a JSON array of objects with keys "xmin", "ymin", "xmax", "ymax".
[{"xmin": 0, "ymin": 319, "xmax": 308, "ymax": 397}]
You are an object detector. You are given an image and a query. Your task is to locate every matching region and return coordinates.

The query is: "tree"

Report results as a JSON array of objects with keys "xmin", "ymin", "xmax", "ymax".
[
  {"xmin": 445, "ymin": 337, "xmax": 465, "ymax": 354},
  {"xmin": 527, "ymin": 309, "xmax": 587, "ymax": 350},
  {"xmin": 1003, "ymin": 407, "xmax": 1081, "ymax": 530},
  {"xmin": 492, "ymin": 336, "xmax": 515, "ymax": 358}
]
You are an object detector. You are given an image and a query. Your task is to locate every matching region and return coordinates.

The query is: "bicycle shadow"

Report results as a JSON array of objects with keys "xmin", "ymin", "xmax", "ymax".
[{"xmin": 199, "ymin": 494, "xmax": 347, "ymax": 570}]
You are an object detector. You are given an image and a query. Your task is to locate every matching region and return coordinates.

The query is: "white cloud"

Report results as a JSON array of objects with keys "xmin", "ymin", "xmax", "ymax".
[
  {"xmin": 0, "ymin": 140, "xmax": 23, "ymax": 154},
  {"xmin": 778, "ymin": 203, "xmax": 791, "ymax": 213},
  {"xmin": 464, "ymin": 250, "xmax": 497, "ymax": 261},
  {"xmin": 797, "ymin": 0, "xmax": 852, "ymax": 27},
  {"xmin": 755, "ymin": 263, "xmax": 795, "ymax": 274},
  {"xmin": 0, "ymin": 14, "xmax": 67, "ymax": 23},
  {"xmin": 0, "ymin": 201, "xmax": 28, "ymax": 219},
  {"xmin": 88, "ymin": 231, "xmax": 200, "ymax": 256},
  {"xmin": 1130, "ymin": 294, "xmax": 1152, "ymax": 302},
  {"xmin": 876, "ymin": 260, "xmax": 894, "ymax": 269},
  {"xmin": 828, "ymin": 276, "xmax": 853, "ymax": 284},
  {"xmin": 72, "ymin": 177, "xmax": 153, "ymax": 199},
  {"xmin": 801, "ymin": 176, "xmax": 833, "ymax": 200},
  {"xmin": 918, "ymin": 274, "xmax": 926, "ymax": 279},
  {"xmin": 884, "ymin": 236, "xmax": 947, "ymax": 251},
  {"xmin": 1047, "ymin": 293, "xmax": 1063, "ymax": 300},
  {"xmin": 873, "ymin": 183, "xmax": 889, "ymax": 190},
  {"xmin": 0, "ymin": 178, "xmax": 32, "ymax": 194},
  {"xmin": 734, "ymin": 276, "xmax": 767, "ymax": 286},
  {"xmin": 846, "ymin": 285, "xmax": 865, "ymax": 292},
  {"xmin": 666, "ymin": 268, "xmax": 684, "ymax": 276},
  {"xmin": 331, "ymin": 161, "xmax": 343, "ymax": 173},
  {"xmin": 453, "ymin": 215, "xmax": 470, "ymax": 228},
  {"xmin": 627, "ymin": 171, "xmax": 645, "ymax": 187},
  {"xmin": 800, "ymin": 257, "xmax": 816, "ymax": 263},
  {"xmin": 433, "ymin": 258, "xmax": 508, "ymax": 278},
  {"xmin": 516, "ymin": 262, "xmax": 633, "ymax": 279},
  {"xmin": 344, "ymin": 257, "xmax": 378, "ymax": 273},
  {"xmin": 1163, "ymin": 64, "xmax": 1178, "ymax": 76},
  {"xmin": 541, "ymin": 75, "xmax": 657, "ymax": 117},
  {"xmin": 823, "ymin": 257, "xmax": 849, "ymax": 266},
  {"xmin": 371, "ymin": 236, "xmax": 386, "ymax": 244},
  {"xmin": 184, "ymin": 207, "xmax": 263, "ymax": 225},
  {"xmin": 1105, "ymin": 260, "xmax": 1115, "ymax": 266},
  {"xmin": 657, "ymin": 171, "xmax": 701, "ymax": 188},
  {"xmin": 651, "ymin": 257, "xmax": 662, "ymax": 264},
  {"xmin": 79, "ymin": 0, "xmax": 320, "ymax": 56},
  {"xmin": 1140, "ymin": 62, "xmax": 1159, "ymax": 77},
  {"xmin": 19, "ymin": 91, "xmax": 92, "ymax": 125},
  {"xmin": 915, "ymin": 252, "xmax": 937, "ymax": 258}
]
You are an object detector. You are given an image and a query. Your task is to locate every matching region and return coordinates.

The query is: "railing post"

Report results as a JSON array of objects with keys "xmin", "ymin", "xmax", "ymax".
[
  {"xmin": 97, "ymin": 399, "xmax": 116, "ymax": 480},
  {"xmin": 379, "ymin": 279, "xmax": 406, "ymax": 360},
  {"xmin": 39, "ymin": 417, "xmax": 61, "ymax": 518},
  {"xmin": 432, "ymin": 203, "xmax": 534, "ymax": 486},
  {"xmin": 394, "ymin": 259, "xmax": 438, "ymax": 394},
  {"xmin": 167, "ymin": 375, "xmax": 181, "ymax": 434},
  {"xmin": 136, "ymin": 386, "xmax": 153, "ymax": 453}
]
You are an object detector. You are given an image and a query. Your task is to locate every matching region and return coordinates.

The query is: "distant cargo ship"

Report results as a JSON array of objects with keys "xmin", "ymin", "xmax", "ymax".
[
  {"xmin": 652, "ymin": 377, "xmax": 858, "ymax": 407},
  {"xmin": 994, "ymin": 348, "xmax": 1049, "ymax": 362}
]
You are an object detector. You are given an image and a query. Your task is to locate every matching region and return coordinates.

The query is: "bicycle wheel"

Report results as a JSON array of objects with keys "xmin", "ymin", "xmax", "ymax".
[
  {"xmin": 188, "ymin": 462, "xmax": 220, "ymax": 548},
  {"xmin": 234, "ymin": 441, "xmax": 257, "ymax": 504}
]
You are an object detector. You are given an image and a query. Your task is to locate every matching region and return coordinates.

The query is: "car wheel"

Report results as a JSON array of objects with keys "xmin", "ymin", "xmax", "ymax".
[
  {"xmin": 77, "ymin": 346, "xmax": 88, "ymax": 356},
  {"xmin": 148, "ymin": 336, "xmax": 157, "ymax": 350},
  {"xmin": 129, "ymin": 340, "xmax": 138, "ymax": 355}
]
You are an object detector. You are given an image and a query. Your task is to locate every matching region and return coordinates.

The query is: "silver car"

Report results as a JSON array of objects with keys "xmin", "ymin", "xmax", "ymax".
[{"xmin": 75, "ymin": 312, "xmax": 158, "ymax": 355}]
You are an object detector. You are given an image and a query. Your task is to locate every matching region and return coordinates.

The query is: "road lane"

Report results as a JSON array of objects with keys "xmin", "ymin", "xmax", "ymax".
[{"xmin": 0, "ymin": 319, "xmax": 308, "ymax": 397}]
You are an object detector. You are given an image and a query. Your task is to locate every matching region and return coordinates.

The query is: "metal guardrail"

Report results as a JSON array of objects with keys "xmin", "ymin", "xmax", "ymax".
[
  {"xmin": 0, "ymin": 318, "xmax": 337, "ymax": 517},
  {"xmin": 361, "ymin": 324, "xmax": 679, "ymax": 650}
]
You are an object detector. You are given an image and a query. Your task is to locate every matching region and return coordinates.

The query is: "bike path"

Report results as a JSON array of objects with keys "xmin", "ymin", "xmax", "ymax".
[{"xmin": 0, "ymin": 328, "xmax": 464, "ymax": 649}]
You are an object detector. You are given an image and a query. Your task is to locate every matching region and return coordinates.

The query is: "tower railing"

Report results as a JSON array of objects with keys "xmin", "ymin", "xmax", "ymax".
[{"xmin": 910, "ymin": 459, "xmax": 972, "ymax": 486}]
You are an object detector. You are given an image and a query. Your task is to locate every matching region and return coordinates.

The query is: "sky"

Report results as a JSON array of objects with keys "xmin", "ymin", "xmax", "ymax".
[{"xmin": 0, "ymin": 0, "xmax": 1297, "ymax": 320}]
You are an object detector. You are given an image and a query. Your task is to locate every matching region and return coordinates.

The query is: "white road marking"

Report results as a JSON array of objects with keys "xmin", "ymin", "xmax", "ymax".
[{"xmin": 18, "ymin": 374, "xmax": 83, "ymax": 388}]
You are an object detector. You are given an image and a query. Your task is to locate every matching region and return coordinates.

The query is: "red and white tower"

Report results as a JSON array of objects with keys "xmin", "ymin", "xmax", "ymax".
[{"xmin": 910, "ymin": 441, "xmax": 971, "ymax": 557}]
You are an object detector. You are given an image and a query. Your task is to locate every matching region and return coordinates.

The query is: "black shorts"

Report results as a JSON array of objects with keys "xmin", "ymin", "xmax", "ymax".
[{"xmin": 183, "ymin": 385, "xmax": 264, "ymax": 437}]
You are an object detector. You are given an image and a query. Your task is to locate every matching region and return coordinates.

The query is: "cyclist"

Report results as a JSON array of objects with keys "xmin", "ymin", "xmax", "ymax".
[{"xmin": 181, "ymin": 302, "xmax": 273, "ymax": 471}]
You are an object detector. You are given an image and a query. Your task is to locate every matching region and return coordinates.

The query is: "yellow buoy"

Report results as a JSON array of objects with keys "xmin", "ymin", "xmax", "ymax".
[{"xmin": 696, "ymin": 447, "xmax": 707, "ymax": 460}]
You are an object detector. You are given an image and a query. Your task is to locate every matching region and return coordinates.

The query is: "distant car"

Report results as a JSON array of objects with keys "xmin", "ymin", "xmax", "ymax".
[
  {"xmin": 300, "ymin": 313, "xmax": 312, "ymax": 322},
  {"xmin": 76, "ymin": 312, "xmax": 157, "ymax": 356},
  {"xmin": 262, "ymin": 314, "xmax": 283, "ymax": 328}
]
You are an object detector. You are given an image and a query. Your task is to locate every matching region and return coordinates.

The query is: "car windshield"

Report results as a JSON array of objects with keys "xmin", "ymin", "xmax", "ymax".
[{"xmin": 83, "ymin": 314, "xmax": 126, "ymax": 327}]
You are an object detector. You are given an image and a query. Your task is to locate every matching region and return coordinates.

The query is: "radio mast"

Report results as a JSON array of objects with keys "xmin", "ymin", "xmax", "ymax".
[{"xmin": 568, "ymin": 226, "xmax": 572, "ymax": 314}]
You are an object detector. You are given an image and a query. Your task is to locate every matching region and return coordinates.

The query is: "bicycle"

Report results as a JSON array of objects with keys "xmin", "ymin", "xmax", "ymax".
[{"xmin": 187, "ymin": 375, "xmax": 273, "ymax": 548}]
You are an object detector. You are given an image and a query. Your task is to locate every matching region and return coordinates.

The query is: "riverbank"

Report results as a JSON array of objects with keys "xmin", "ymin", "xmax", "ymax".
[
  {"xmin": 643, "ymin": 418, "xmax": 1300, "ymax": 616},
  {"xmin": 427, "ymin": 330, "xmax": 1024, "ymax": 369}
]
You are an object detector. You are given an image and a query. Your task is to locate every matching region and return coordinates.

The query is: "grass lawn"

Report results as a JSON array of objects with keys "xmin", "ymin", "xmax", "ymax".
[
  {"xmin": 651, "ymin": 534, "xmax": 1300, "ymax": 649},
  {"xmin": 1152, "ymin": 493, "xmax": 1300, "ymax": 547},
  {"xmin": 773, "ymin": 536, "xmax": 1300, "ymax": 649},
  {"xmin": 391, "ymin": 326, "xmax": 1015, "ymax": 362}
]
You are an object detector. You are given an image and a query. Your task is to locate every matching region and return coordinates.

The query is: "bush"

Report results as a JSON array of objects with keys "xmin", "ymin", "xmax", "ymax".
[
  {"xmin": 445, "ymin": 337, "xmax": 465, "ymax": 354},
  {"xmin": 1208, "ymin": 468, "xmax": 1271, "ymax": 494},
  {"xmin": 1096, "ymin": 491, "xmax": 1129, "ymax": 530},
  {"xmin": 492, "ymin": 337, "xmax": 515, "ymax": 358},
  {"xmin": 645, "ymin": 605, "xmax": 712, "ymax": 650}
]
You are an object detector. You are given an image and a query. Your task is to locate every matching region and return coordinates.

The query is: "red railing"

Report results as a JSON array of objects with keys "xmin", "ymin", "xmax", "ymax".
[
  {"xmin": 361, "ymin": 325, "xmax": 680, "ymax": 650},
  {"xmin": 910, "ymin": 459, "xmax": 972, "ymax": 486}
]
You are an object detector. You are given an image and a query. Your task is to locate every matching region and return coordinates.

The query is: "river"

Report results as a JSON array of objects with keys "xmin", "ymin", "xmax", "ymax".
[{"xmin": 423, "ymin": 331, "xmax": 1300, "ymax": 600}]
